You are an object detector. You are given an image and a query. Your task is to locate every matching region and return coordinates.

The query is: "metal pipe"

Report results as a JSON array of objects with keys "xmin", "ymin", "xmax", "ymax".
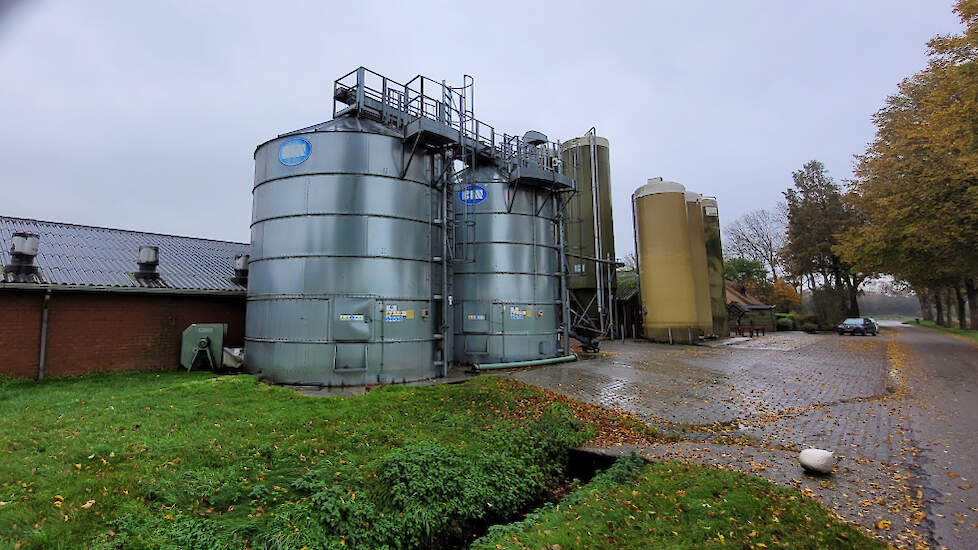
[
  {"xmin": 588, "ymin": 130, "xmax": 605, "ymax": 335},
  {"xmin": 38, "ymin": 290, "xmax": 51, "ymax": 381},
  {"xmin": 631, "ymin": 193, "xmax": 642, "ymax": 342},
  {"xmin": 441, "ymin": 151, "xmax": 451, "ymax": 378},
  {"xmin": 558, "ymin": 204, "xmax": 571, "ymax": 356},
  {"xmin": 355, "ymin": 68, "xmax": 365, "ymax": 117},
  {"xmin": 475, "ymin": 354, "xmax": 576, "ymax": 371}
]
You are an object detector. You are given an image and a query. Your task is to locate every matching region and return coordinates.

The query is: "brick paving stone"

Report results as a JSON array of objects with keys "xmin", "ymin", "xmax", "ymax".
[{"xmin": 504, "ymin": 328, "xmax": 962, "ymax": 548}]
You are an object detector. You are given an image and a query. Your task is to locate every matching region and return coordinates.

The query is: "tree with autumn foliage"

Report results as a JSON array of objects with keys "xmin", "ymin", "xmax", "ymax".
[
  {"xmin": 783, "ymin": 160, "xmax": 865, "ymax": 320},
  {"xmin": 836, "ymin": 0, "xmax": 978, "ymax": 329},
  {"xmin": 770, "ymin": 279, "xmax": 802, "ymax": 313}
]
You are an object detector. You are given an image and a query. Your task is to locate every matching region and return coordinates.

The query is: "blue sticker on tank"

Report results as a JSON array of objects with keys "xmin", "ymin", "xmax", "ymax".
[
  {"xmin": 278, "ymin": 137, "xmax": 311, "ymax": 166},
  {"xmin": 459, "ymin": 185, "xmax": 487, "ymax": 205}
]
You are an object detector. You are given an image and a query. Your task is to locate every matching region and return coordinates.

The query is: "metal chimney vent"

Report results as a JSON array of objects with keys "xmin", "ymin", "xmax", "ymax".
[
  {"xmin": 135, "ymin": 245, "xmax": 160, "ymax": 279},
  {"xmin": 233, "ymin": 254, "xmax": 249, "ymax": 282},
  {"xmin": 4, "ymin": 232, "xmax": 40, "ymax": 277},
  {"xmin": 11, "ymin": 232, "xmax": 40, "ymax": 257}
]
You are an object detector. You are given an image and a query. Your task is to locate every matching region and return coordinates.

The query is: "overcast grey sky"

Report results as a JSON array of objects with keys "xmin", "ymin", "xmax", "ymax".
[{"xmin": 0, "ymin": 1, "xmax": 961, "ymax": 257}]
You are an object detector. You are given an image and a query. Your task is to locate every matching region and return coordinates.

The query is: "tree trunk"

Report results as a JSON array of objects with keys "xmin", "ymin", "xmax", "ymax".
[
  {"xmin": 966, "ymin": 278, "xmax": 978, "ymax": 331},
  {"xmin": 918, "ymin": 292, "xmax": 933, "ymax": 321},
  {"xmin": 846, "ymin": 274, "xmax": 860, "ymax": 317},
  {"xmin": 956, "ymin": 285, "xmax": 968, "ymax": 330},
  {"xmin": 935, "ymin": 291, "xmax": 945, "ymax": 326},
  {"xmin": 946, "ymin": 288, "xmax": 956, "ymax": 327}
]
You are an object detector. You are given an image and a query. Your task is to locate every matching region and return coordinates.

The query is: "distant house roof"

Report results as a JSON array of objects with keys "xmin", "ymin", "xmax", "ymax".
[
  {"xmin": 724, "ymin": 279, "xmax": 774, "ymax": 311},
  {"xmin": 0, "ymin": 216, "xmax": 248, "ymax": 294}
]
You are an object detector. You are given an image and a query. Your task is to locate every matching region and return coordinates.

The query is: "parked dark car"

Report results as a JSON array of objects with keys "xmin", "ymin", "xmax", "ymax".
[{"xmin": 837, "ymin": 317, "xmax": 878, "ymax": 336}]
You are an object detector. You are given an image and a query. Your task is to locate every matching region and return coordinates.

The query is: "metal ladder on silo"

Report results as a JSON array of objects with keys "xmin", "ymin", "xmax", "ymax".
[{"xmin": 459, "ymin": 77, "xmax": 479, "ymax": 266}]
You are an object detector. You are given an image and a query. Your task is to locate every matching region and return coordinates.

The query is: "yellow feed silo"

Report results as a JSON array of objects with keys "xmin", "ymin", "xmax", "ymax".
[
  {"xmin": 632, "ymin": 178, "xmax": 699, "ymax": 342},
  {"xmin": 685, "ymin": 192, "xmax": 713, "ymax": 337}
]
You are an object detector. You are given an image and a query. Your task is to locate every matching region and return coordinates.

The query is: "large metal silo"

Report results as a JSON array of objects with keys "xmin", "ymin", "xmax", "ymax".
[
  {"xmin": 701, "ymin": 197, "xmax": 728, "ymax": 337},
  {"xmin": 560, "ymin": 134, "xmax": 617, "ymax": 337},
  {"xmin": 685, "ymin": 192, "xmax": 714, "ymax": 337},
  {"xmin": 246, "ymin": 117, "xmax": 445, "ymax": 385},
  {"xmin": 632, "ymin": 178, "xmax": 699, "ymax": 342},
  {"xmin": 453, "ymin": 165, "xmax": 562, "ymax": 364}
]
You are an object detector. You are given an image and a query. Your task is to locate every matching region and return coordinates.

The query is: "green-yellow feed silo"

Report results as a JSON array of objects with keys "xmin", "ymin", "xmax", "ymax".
[
  {"xmin": 632, "ymin": 178, "xmax": 698, "ymax": 341},
  {"xmin": 701, "ymin": 197, "xmax": 728, "ymax": 337},
  {"xmin": 560, "ymin": 135, "xmax": 616, "ymax": 333},
  {"xmin": 685, "ymin": 192, "xmax": 713, "ymax": 337}
]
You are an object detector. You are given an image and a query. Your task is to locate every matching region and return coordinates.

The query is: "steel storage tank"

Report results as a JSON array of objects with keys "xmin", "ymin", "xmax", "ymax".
[
  {"xmin": 685, "ymin": 192, "xmax": 713, "ymax": 337},
  {"xmin": 559, "ymin": 135, "xmax": 616, "ymax": 331},
  {"xmin": 701, "ymin": 197, "xmax": 729, "ymax": 337},
  {"xmin": 453, "ymin": 165, "xmax": 561, "ymax": 364},
  {"xmin": 246, "ymin": 116, "xmax": 444, "ymax": 385},
  {"xmin": 632, "ymin": 178, "xmax": 699, "ymax": 342}
]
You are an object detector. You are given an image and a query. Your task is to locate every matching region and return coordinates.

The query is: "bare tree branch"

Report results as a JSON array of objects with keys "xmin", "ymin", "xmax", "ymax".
[{"xmin": 722, "ymin": 208, "xmax": 786, "ymax": 281}]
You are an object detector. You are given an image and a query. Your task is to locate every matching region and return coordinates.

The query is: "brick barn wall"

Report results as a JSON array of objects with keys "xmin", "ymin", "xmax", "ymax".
[
  {"xmin": 0, "ymin": 290, "xmax": 245, "ymax": 378},
  {"xmin": 0, "ymin": 293, "xmax": 44, "ymax": 378}
]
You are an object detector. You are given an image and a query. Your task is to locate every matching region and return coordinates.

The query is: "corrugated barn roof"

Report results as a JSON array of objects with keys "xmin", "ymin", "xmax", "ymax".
[{"xmin": 0, "ymin": 216, "xmax": 249, "ymax": 293}]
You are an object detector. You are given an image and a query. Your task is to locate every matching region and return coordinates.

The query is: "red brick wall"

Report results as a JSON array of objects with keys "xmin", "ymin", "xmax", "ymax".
[
  {"xmin": 0, "ymin": 290, "xmax": 245, "ymax": 378},
  {"xmin": 0, "ymin": 293, "xmax": 44, "ymax": 378}
]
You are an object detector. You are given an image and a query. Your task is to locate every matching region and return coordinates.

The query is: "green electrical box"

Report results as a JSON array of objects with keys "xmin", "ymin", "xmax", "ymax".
[{"xmin": 180, "ymin": 323, "xmax": 227, "ymax": 371}]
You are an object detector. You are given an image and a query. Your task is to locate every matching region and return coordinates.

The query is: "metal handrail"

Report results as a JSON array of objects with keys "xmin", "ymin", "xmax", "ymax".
[{"xmin": 333, "ymin": 66, "xmax": 567, "ymax": 177}]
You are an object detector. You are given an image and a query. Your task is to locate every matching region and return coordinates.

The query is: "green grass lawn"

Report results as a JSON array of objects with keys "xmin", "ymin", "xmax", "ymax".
[
  {"xmin": 916, "ymin": 319, "xmax": 978, "ymax": 344},
  {"xmin": 474, "ymin": 455, "xmax": 885, "ymax": 550},
  {"xmin": 0, "ymin": 372, "xmax": 634, "ymax": 549},
  {"xmin": 0, "ymin": 372, "xmax": 884, "ymax": 549}
]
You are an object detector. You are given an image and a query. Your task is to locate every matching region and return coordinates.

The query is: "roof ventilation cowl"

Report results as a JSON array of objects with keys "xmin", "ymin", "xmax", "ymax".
[
  {"xmin": 233, "ymin": 254, "xmax": 249, "ymax": 283},
  {"xmin": 4, "ymin": 232, "xmax": 40, "ymax": 277},
  {"xmin": 522, "ymin": 130, "xmax": 548, "ymax": 146},
  {"xmin": 135, "ymin": 245, "xmax": 160, "ymax": 279}
]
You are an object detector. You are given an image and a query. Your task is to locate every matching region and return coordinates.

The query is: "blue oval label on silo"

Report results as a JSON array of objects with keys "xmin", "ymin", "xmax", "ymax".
[
  {"xmin": 459, "ymin": 185, "xmax": 487, "ymax": 205},
  {"xmin": 278, "ymin": 137, "xmax": 311, "ymax": 166}
]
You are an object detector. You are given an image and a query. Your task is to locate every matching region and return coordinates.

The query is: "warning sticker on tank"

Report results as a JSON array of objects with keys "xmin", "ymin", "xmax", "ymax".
[
  {"xmin": 466, "ymin": 314, "xmax": 486, "ymax": 321},
  {"xmin": 509, "ymin": 307, "xmax": 529, "ymax": 320},
  {"xmin": 385, "ymin": 304, "xmax": 413, "ymax": 322},
  {"xmin": 339, "ymin": 314, "xmax": 364, "ymax": 321}
]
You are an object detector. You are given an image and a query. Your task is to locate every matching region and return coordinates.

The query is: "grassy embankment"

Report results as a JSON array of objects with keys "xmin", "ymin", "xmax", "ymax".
[
  {"xmin": 917, "ymin": 319, "xmax": 978, "ymax": 344},
  {"xmin": 0, "ymin": 372, "xmax": 882, "ymax": 549},
  {"xmin": 473, "ymin": 455, "xmax": 885, "ymax": 550}
]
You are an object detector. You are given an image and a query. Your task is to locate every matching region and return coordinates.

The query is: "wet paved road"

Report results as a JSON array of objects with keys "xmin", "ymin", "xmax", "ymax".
[
  {"xmin": 900, "ymin": 327, "xmax": 978, "ymax": 548},
  {"xmin": 506, "ymin": 325, "xmax": 978, "ymax": 548}
]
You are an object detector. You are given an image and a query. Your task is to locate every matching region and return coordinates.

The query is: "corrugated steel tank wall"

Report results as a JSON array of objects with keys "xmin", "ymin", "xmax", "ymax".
[
  {"xmin": 633, "ymin": 179, "xmax": 699, "ymax": 342},
  {"xmin": 559, "ymin": 136, "xmax": 615, "ymax": 292},
  {"xmin": 701, "ymin": 197, "xmax": 729, "ymax": 337},
  {"xmin": 685, "ymin": 192, "xmax": 714, "ymax": 337},
  {"xmin": 453, "ymin": 165, "xmax": 561, "ymax": 364},
  {"xmin": 246, "ymin": 118, "xmax": 443, "ymax": 385}
]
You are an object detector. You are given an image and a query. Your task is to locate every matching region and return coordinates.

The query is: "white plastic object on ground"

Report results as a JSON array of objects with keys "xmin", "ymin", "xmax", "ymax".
[
  {"xmin": 222, "ymin": 347, "xmax": 245, "ymax": 368},
  {"xmin": 799, "ymin": 448, "xmax": 835, "ymax": 474}
]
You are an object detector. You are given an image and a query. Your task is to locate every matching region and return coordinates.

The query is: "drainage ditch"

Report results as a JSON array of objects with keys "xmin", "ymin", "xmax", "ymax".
[{"xmin": 440, "ymin": 448, "xmax": 621, "ymax": 550}]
